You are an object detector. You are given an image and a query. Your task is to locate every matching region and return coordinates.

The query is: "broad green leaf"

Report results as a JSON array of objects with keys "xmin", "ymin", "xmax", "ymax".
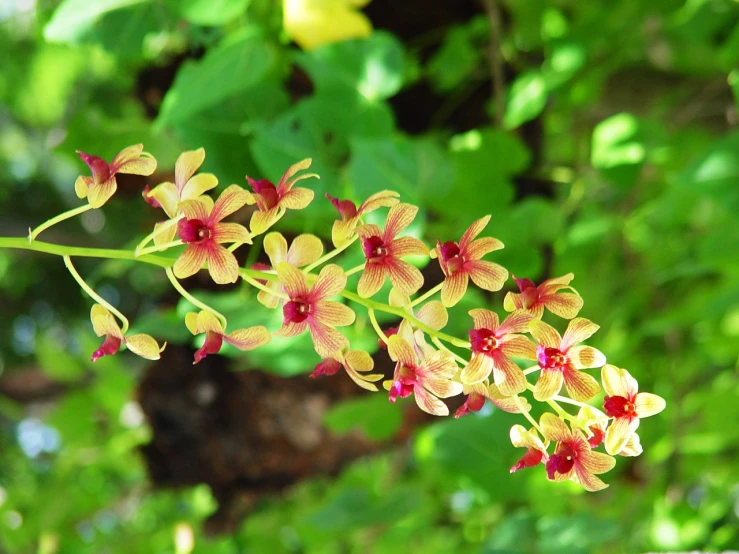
[
  {"xmin": 504, "ymin": 71, "xmax": 547, "ymax": 129},
  {"xmin": 323, "ymin": 394, "xmax": 402, "ymax": 441},
  {"xmin": 35, "ymin": 337, "xmax": 86, "ymax": 382},
  {"xmin": 591, "ymin": 113, "xmax": 645, "ymax": 169},
  {"xmin": 44, "ymin": 0, "xmax": 150, "ymax": 43},
  {"xmin": 427, "ymin": 26, "xmax": 481, "ymax": 92},
  {"xmin": 173, "ymin": 0, "xmax": 251, "ymax": 26},
  {"xmin": 676, "ymin": 130, "xmax": 739, "ymax": 208}
]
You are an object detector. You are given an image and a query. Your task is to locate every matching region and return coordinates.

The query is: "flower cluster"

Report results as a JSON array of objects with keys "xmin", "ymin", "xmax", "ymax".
[{"xmin": 29, "ymin": 144, "xmax": 666, "ymax": 493}]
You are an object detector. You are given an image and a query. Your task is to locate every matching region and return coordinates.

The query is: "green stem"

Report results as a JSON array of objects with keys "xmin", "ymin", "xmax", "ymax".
[
  {"xmin": 63, "ymin": 255, "xmax": 130, "ymax": 334},
  {"xmin": 28, "ymin": 204, "xmax": 93, "ymax": 243},
  {"xmin": 367, "ymin": 308, "xmax": 388, "ymax": 344},
  {"xmin": 0, "ymin": 238, "xmax": 173, "ymax": 268},
  {"xmin": 516, "ymin": 396, "xmax": 543, "ymax": 434},
  {"xmin": 344, "ymin": 263, "xmax": 365, "ymax": 276},
  {"xmin": 431, "ymin": 336, "xmax": 468, "ymax": 365},
  {"xmin": 303, "ymin": 235, "xmax": 358, "ymax": 273},
  {"xmin": 523, "ymin": 365, "xmax": 540, "ymax": 375},
  {"xmin": 241, "ymin": 272, "xmax": 288, "ymax": 300},
  {"xmin": 136, "ymin": 240, "xmax": 183, "ymax": 257},
  {"xmin": 165, "ymin": 268, "xmax": 228, "ymax": 329},
  {"xmin": 134, "ymin": 215, "xmax": 182, "ymax": 255},
  {"xmin": 410, "ymin": 282, "xmax": 444, "ymax": 308},
  {"xmin": 552, "ymin": 395, "xmax": 592, "ymax": 410}
]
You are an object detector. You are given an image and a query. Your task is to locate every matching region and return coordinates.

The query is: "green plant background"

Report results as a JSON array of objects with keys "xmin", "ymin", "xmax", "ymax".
[{"xmin": 1, "ymin": 0, "xmax": 738, "ymax": 552}]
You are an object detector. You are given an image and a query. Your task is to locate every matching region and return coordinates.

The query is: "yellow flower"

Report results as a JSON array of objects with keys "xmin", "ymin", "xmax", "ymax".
[
  {"xmin": 283, "ymin": 0, "xmax": 373, "ymax": 51},
  {"xmin": 90, "ymin": 305, "xmax": 164, "ymax": 362}
]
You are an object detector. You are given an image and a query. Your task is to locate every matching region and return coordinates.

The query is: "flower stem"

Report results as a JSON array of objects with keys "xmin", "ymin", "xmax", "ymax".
[
  {"xmin": 63, "ymin": 255, "xmax": 130, "ymax": 334},
  {"xmin": 344, "ymin": 263, "xmax": 365, "ymax": 276},
  {"xmin": 515, "ymin": 396, "xmax": 542, "ymax": 434},
  {"xmin": 431, "ymin": 336, "xmax": 468, "ymax": 365},
  {"xmin": 134, "ymin": 215, "xmax": 182, "ymax": 256},
  {"xmin": 410, "ymin": 282, "xmax": 444, "ymax": 308},
  {"xmin": 165, "ymin": 268, "xmax": 228, "ymax": 329},
  {"xmin": 303, "ymin": 235, "xmax": 358, "ymax": 273},
  {"xmin": 28, "ymin": 204, "xmax": 93, "ymax": 243},
  {"xmin": 523, "ymin": 365, "xmax": 540, "ymax": 375},
  {"xmin": 552, "ymin": 395, "xmax": 593, "ymax": 409},
  {"xmin": 367, "ymin": 308, "xmax": 387, "ymax": 344},
  {"xmin": 240, "ymin": 272, "xmax": 289, "ymax": 300},
  {"xmin": 136, "ymin": 240, "xmax": 183, "ymax": 257}
]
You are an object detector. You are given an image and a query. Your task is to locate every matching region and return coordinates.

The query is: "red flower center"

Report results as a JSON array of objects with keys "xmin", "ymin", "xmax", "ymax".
[
  {"xmin": 439, "ymin": 241, "xmax": 465, "ymax": 274},
  {"xmin": 78, "ymin": 152, "xmax": 112, "ymax": 184},
  {"xmin": 283, "ymin": 299, "xmax": 312, "ymax": 323},
  {"xmin": 250, "ymin": 179, "xmax": 279, "ymax": 209},
  {"xmin": 545, "ymin": 443, "xmax": 577, "ymax": 479},
  {"xmin": 454, "ymin": 392, "xmax": 486, "ymax": 419},
  {"xmin": 510, "ymin": 447, "xmax": 545, "ymax": 473},
  {"xmin": 587, "ymin": 426, "xmax": 605, "ymax": 448},
  {"xmin": 537, "ymin": 346, "xmax": 568, "ymax": 370},
  {"xmin": 178, "ymin": 219, "xmax": 212, "ymax": 243},
  {"xmin": 469, "ymin": 328, "xmax": 499, "ymax": 354},
  {"xmin": 388, "ymin": 377, "xmax": 415, "ymax": 403},
  {"xmin": 514, "ymin": 276, "xmax": 536, "ymax": 293},
  {"xmin": 311, "ymin": 359, "xmax": 342, "ymax": 378},
  {"xmin": 362, "ymin": 235, "xmax": 388, "ymax": 263},
  {"xmin": 194, "ymin": 331, "xmax": 224, "ymax": 364},
  {"xmin": 603, "ymin": 395, "xmax": 636, "ymax": 418},
  {"xmin": 91, "ymin": 335, "xmax": 122, "ymax": 362}
]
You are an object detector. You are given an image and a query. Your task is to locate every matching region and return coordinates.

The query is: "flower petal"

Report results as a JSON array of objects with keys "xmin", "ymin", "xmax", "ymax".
[
  {"xmin": 561, "ymin": 317, "xmax": 600, "ymax": 351},
  {"xmin": 87, "ymin": 176, "xmax": 117, "ymax": 208},
  {"xmin": 179, "ymin": 198, "xmax": 211, "ymax": 221},
  {"xmin": 466, "ymin": 260, "xmax": 508, "ymax": 292},
  {"xmin": 529, "ymin": 319, "xmax": 562, "ymax": 348},
  {"xmin": 539, "ymin": 412, "xmax": 571, "ymax": 443},
  {"xmin": 383, "ymin": 203, "xmax": 418, "ymax": 241},
  {"xmin": 276, "ymin": 320, "xmax": 309, "ymax": 337},
  {"xmin": 441, "ymin": 272, "xmax": 469, "ymax": 307},
  {"xmin": 414, "ymin": 386, "xmax": 449, "ymax": 416},
  {"xmin": 194, "ymin": 311, "xmax": 223, "ymax": 334},
  {"xmin": 287, "ymin": 234, "xmax": 324, "ymax": 267},
  {"xmin": 574, "ymin": 464, "xmax": 609, "ymax": 492},
  {"xmin": 225, "ymin": 326, "xmax": 271, "ymax": 350},
  {"xmin": 635, "ymin": 392, "xmax": 666, "ymax": 418},
  {"xmin": 210, "ymin": 184, "xmax": 250, "ymax": 223},
  {"xmin": 313, "ymin": 300, "xmax": 356, "ymax": 327},
  {"xmin": 125, "ymin": 333, "xmax": 164, "ymax": 360},
  {"xmin": 250, "ymin": 207, "xmax": 281, "ymax": 235},
  {"xmin": 497, "ymin": 312, "xmax": 534, "ymax": 335},
  {"xmin": 280, "ymin": 187, "xmax": 315, "ymax": 210},
  {"xmin": 424, "ymin": 378, "xmax": 464, "ymax": 399},
  {"xmin": 601, "ymin": 364, "xmax": 638, "ymax": 398},
  {"xmin": 276, "ymin": 261, "xmax": 310, "ymax": 298},
  {"xmin": 491, "ymin": 353, "xmax": 527, "ymax": 396},
  {"xmin": 604, "ymin": 416, "xmax": 640, "ymax": 456},
  {"xmin": 487, "ymin": 385, "xmax": 531, "ymax": 413},
  {"xmin": 580, "ymin": 447, "xmax": 617, "ymax": 475},
  {"xmin": 469, "ymin": 308, "xmax": 498, "ymax": 332},
  {"xmin": 309, "ymin": 321, "xmax": 348, "ymax": 358},
  {"xmin": 175, "ymin": 148, "xmax": 205, "ymax": 190},
  {"xmin": 503, "ymin": 291, "xmax": 522, "ymax": 312},
  {"xmin": 212, "ymin": 222, "xmax": 250, "ymax": 244},
  {"xmin": 465, "ymin": 236, "xmax": 504, "ymax": 260},
  {"xmin": 541, "ymin": 292, "xmax": 583, "ymax": 319},
  {"xmin": 619, "ymin": 433, "xmax": 643, "ymax": 457},
  {"xmin": 461, "ymin": 354, "xmax": 493, "ymax": 385},
  {"xmin": 75, "ymin": 175, "xmax": 92, "ymax": 199},
  {"xmin": 90, "ymin": 305, "xmax": 124, "ymax": 339},
  {"xmin": 331, "ymin": 217, "xmax": 359, "ymax": 248},
  {"xmin": 422, "ymin": 350, "xmax": 458, "ymax": 379},
  {"xmin": 387, "ymin": 335, "xmax": 416, "ymax": 367},
  {"xmin": 257, "ymin": 283, "xmax": 281, "ymax": 309},
  {"xmin": 345, "ymin": 367, "xmax": 380, "ymax": 391},
  {"xmin": 385, "ymin": 258, "xmax": 424, "ymax": 296},
  {"xmin": 152, "ymin": 221, "xmax": 177, "ymax": 247},
  {"xmin": 459, "ymin": 215, "xmax": 491, "ymax": 251},
  {"xmin": 563, "ymin": 366, "xmax": 601, "ymax": 401},
  {"xmin": 533, "ymin": 368, "xmax": 564, "ymax": 401},
  {"xmin": 173, "ymin": 244, "xmax": 208, "ymax": 279},
  {"xmin": 109, "ymin": 144, "xmax": 143, "ymax": 168},
  {"xmin": 568, "ymin": 345, "xmax": 607, "ymax": 369},
  {"xmin": 359, "ymin": 190, "xmax": 400, "ymax": 213},
  {"xmin": 264, "ymin": 232, "xmax": 288, "ymax": 266},
  {"xmin": 355, "ymin": 223, "xmax": 383, "ymax": 240},
  {"xmin": 206, "ymin": 243, "xmax": 240, "ymax": 284},
  {"xmin": 388, "ymin": 236, "xmax": 429, "ymax": 258},
  {"xmin": 276, "ymin": 158, "xmax": 312, "ymax": 192},
  {"xmin": 181, "ymin": 173, "xmax": 218, "ymax": 202},
  {"xmin": 357, "ymin": 262, "xmax": 385, "ymax": 298},
  {"xmin": 500, "ymin": 336, "xmax": 537, "ymax": 360},
  {"xmin": 345, "ymin": 350, "xmax": 374, "ymax": 372},
  {"xmin": 510, "ymin": 425, "xmax": 545, "ymax": 451},
  {"xmin": 415, "ymin": 300, "xmax": 448, "ymax": 330},
  {"xmin": 310, "ymin": 264, "xmax": 347, "ymax": 301}
]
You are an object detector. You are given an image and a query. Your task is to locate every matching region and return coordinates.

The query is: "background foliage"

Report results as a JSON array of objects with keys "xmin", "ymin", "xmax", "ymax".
[{"xmin": 1, "ymin": 0, "xmax": 738, "ymax": 552}]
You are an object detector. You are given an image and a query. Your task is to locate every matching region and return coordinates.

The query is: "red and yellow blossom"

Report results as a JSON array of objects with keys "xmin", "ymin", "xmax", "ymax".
[
  {"xmin": 310, "ymin": 349, "xmax": 383, "ymax": 391},
  {"xmin": 356, "ymin": 203, "xmax": 429, "ymax": 298},
  {"xmin": 143, "ymin": 148, "xmax": 220, "ymax": 244},
  {"xmin": 377, "ymin": 289, "xmax": 448, "ymax": 349},
  {"xmin": 462, "ymin": 309, "xmax": 536, "ymax": 395},
  {"xmin": 434, "ymin": 215, "xmax": 508, "ymax": 307},
  {"xmin": 174, "ymin": 185, "xmax": 252, "ymax": 284},
  {"xmin": 504, "ymin": 273, "xmax": 583, "ymax": 319},
  {"xmin": 601, "ymin": 364, "xmax": 666, "ymax": 455},
  {"xmin": 455, "ymin": 382, "xmax": 532, "ymax": 418},
  {"xmin": 326, "ymin": 190, "xmax": 400, "ymax": 247},
  {"xmin": 276, "ymin": 262, "xmax": 355, "ymax": 358},
  {"xmin": 577, "ymin": 405, "xmax": 609, "ymax": 449},
  {"xmin": 247, "ymin": 159, "xmax": 318, "ymax": 235},
  {"xmin": 540, "ymin": 413, "xmax": 616, "ymax": 491},
  {"xmin": 75, "ymin": 144, "xmax": 157, "ymax": 208},
  {"xmin": 253, "ymin": 232, "xmax": 324, "ymax": 308},
  {"xmin": 185, "ymin": 310, "xmax": 271, "ymax": 364},
  {"xmin": 385, "ymin": 335, "xmax": 463, "ymax": 416},
  {"xmin": 529, "ymin": 318, "xmax": 605, "ymax": 402},
  {"xmin": 90, "ymin": 305, "xmax": 164, "ymax": 362},
  {"xmin": 509, "ymin": 424, "xmax": 549, "ymax": 473}
]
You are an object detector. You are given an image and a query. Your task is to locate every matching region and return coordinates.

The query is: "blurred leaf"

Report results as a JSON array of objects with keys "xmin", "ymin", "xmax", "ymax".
[
  {"xmin": 591, "ymin": 113, "xmax": 645, "ymax": 169},
  {"xmin": 35, "ymin": 336, "xmax": 86, "ymax": 382},
  {"xmin": 676, "ymin": 130, "xmax": 739, "ymax": 208},
  {"xmin": 173, "ymin": 0, "xmax": 251, "ymax": 26},
  {"xmin": 427, "ymin": 26, "xmax": 481, "ymax": 92},
  {"xmin": 504, "ymin": 72, "xmax": 547, "ymax": 129},
  {"xmin": 324, "ymin": 394, "xmax": 402, "ymax": 441},
  {"xmin": 44, "ymin": 0, "xmax": 151, "ymax": 43}
]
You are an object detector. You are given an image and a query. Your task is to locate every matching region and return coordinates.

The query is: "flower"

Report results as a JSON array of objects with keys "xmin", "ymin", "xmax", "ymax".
[
  {"xmin": 601, "ymin": 365, "xmax": 666, "ymax": 455},
  {"xmin": 356, "ymin": 203, "xmax": 428, "ymax": 298},
  {"xmin": 376, "ymin": 289, "xmax": 448, "ymax": 349},
  {"xmin": 246, "ymin": 159, "xmax": 318, "ymax": 235},
  {"xmin": 529, "ymin": 318, "xmax": 605, "ymax": 402},
  {"xmin": 90, "ymin": 305, "xmax": 164, "ymax": 362},
  {"xmin": 310, "ymin": 350, "xmax": 383, "ymax": 391},
  {"xmin": 435, "ymin": 215, "xmax": 508, "ymax": 307},
  {"xmin": 577, "ymin": 405, "xmax": 609, "ymax": 449},
  {"xmin": 385, "ymin": 335, "xmax": 463, "ymax": 416},
  {"xmin": 455, "ymin": 382, "xmax": 532, "ymax": 418},
  {"xmin": 283, "ymin": 0, "xmax": 373, "ymax": 51},
  {"xmin": 326, "ymin": 190, "xmax": 400, "ymax": 247},
  {"xmin": 504, "ymin": 273, "xmax": 583, "ymax": 319},
  {"xmin": 254, "ymin": 232, "xmax": 324, "ymax": 308},
  {"xmin": 276, "ymin": 262, "xmax": 356, "ymax": 358},
  {"xmin": 462, "ymin": 309, "xmax": 536, "ymax": 395},
  {"xmin": 174, "ymin": 185, "xmax": 252, "ymax": 284},
  {"xmin": 143, "ymin": 148, "xmax": 221, "ymax": 245},
  {"xmin": 75, "ymin": 144, "xmax": 157, "ymax": 208},
  {"xmin": 185, "ymin": 311, "xmax": 270, "ymax": 364},
  {"xmin": 509, "ymin": 425, "xmax": 549, "ymax": 473},
  {"xmin": 540, "ymin": 413, "xmax": 616, "ymax": 491}
]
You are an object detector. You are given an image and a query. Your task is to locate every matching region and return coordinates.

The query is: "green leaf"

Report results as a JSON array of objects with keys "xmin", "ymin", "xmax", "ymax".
[
  {"xmin": 156, "ymin": 31, "xmax": 278, "ymax": 127},
  {"xmin": 35, "ymin": 336, "xmax": 86, "ymax": 382},
  {"xmin": 676, "ymin": 130, "xmax": 739, "ymax": 208},
  {"xmin": 504, "ymin": 72, "xmax": 547, "ymax": 129},
  {"xmin": 297, "ymin": 32, "xmax": 405, "ymax": 101},
  {"xmin": 323, "ymin": 394, "xmax": 402, "ymax": 441},
  {"xmin": 172, "ymin": 0, "xmax": 251, "ymax": 26},
  {"xmin": 44, "ymin": 0, "xmax": 150, "ymax": 43},
  {"xmin": 427, "ymin": 26, "xmax": 481, "ymax": 92},
  {"xmin": 591, "ymin": 113, "xmax": 646, "ymax": 169}
]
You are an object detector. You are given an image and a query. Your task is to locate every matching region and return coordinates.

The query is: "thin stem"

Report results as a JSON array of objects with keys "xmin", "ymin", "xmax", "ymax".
[
  {"xmin": 28, "ymin": 204, "xmax": 93, "ymax": 243},
  {"xmin": 410, "ymin": 282, "xmax": 444, "ymax": 308},
  {"xmin": 136, "ymin": 240, "xmax": 183, "ymax": 257},
  {"xmin": 431, "ymin": 336, "xmax": 468, "ymax": 365},
  {"xmin": 515, "ymin": 396, "xmax": 542, "ymax": 434},
  {"xmin": 240, "ymin": 272, "xmax": 288, "ymax": 300},
  {"xmin": 344, "ymin": 263, "xmax": 365, "ymax": 276},
  {"xmin": 63, "ymin": 255, "xmax": 130, "ymax": 334},
  {"xmin": 134, "ymin": 215, "xmax": 182, "ymax": 256},
  {"xmin": 0, "ymin": 238, "xmax": 173, "ymax": 268},
  {"xmin": 523, "ymin": 365, "xmax": 540, "ymax": 375},
  {"xmin": 481, "ymin": 0, "xmax": 506, "ymax": 127},
  {"xmin": 368, "ymin": 308, "xmax": 388, "ymax": 344},
  {"xmin": 552, "ymin": 395, "xmax": 593, "ymax": 410},
  {"xmin": 165, "ymin": 268, "xmax": 227, "ymax": 329},
  {"xmin": 303, "ymin": 235, "xmax": 358, "ymax": 273},
  {"xmin": 545, "ymin": 399, "xmax": 580, "ymax": 425}
]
